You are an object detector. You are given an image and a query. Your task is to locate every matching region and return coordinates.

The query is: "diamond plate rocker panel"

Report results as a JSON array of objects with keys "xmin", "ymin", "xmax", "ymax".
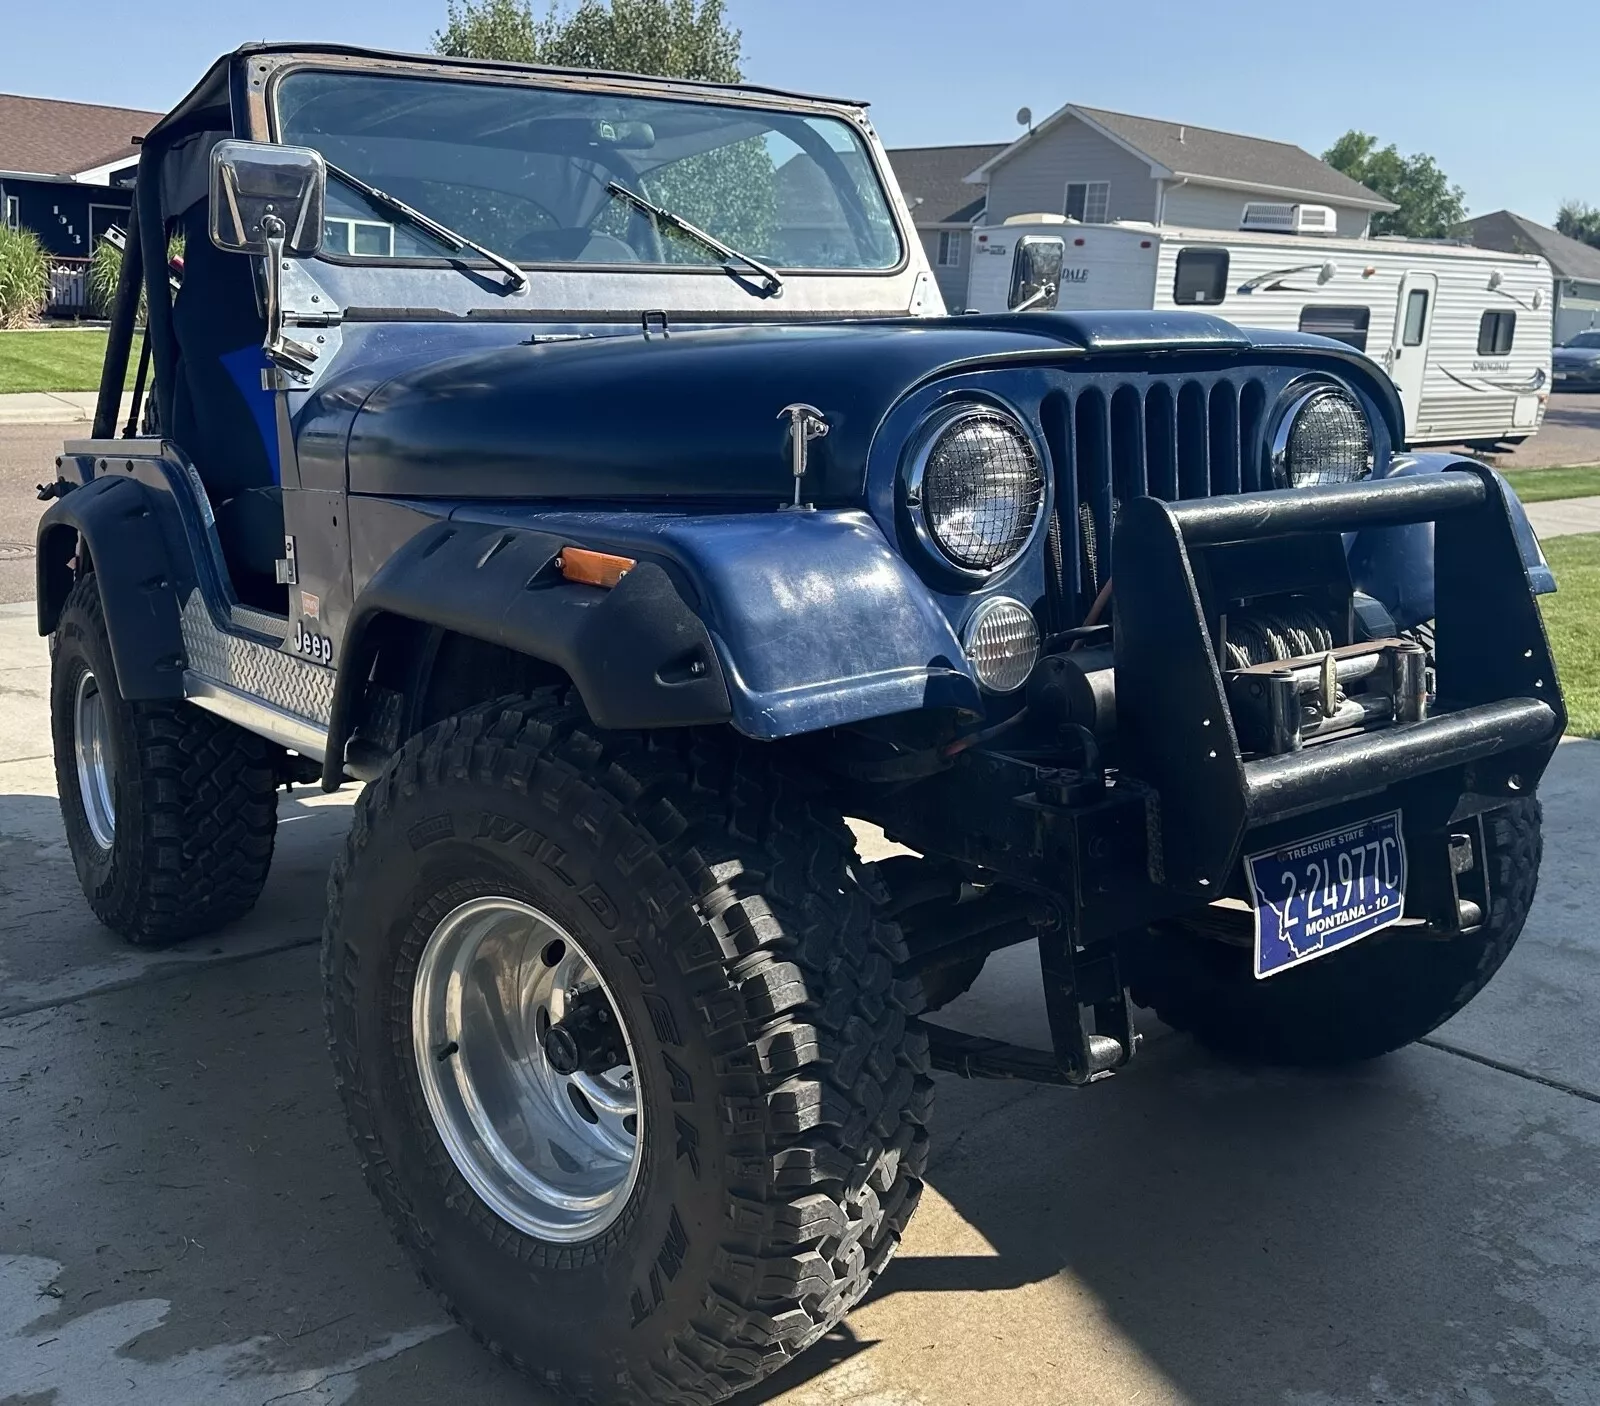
[{"xmin": 180, "ymin": 594, "xmax": 333, "ymax": 727}]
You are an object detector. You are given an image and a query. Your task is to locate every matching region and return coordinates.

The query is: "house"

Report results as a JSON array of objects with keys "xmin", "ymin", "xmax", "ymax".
[
  {"xmin": 967, "ymin": 103, "xmax": 1396, "ymax": 242},
  {"xmin": 1458, "ymin": 210, "xmax": 1600, "ymax": 344},
  {"xmin": 885, "ymin": 143, "xmax": 1004, "ymax": 310},
  {"xmin": 0, "ymin": 92, "xmax": 160, "ymax": 312}
]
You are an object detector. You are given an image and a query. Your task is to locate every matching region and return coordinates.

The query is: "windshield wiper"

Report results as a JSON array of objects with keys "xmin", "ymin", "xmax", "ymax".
[
  {"xmin": 605, "ymin": 181, "xmax": 783, "ymax": 298},
  {"xmin": 324, "ymin": 161, "xmax": 528, "ymax": 294}
]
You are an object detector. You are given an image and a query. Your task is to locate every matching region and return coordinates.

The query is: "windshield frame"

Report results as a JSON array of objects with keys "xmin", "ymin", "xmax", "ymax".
[{"xmin": 264, "ymin": 58, "xmax": 910, "ymax": 281}]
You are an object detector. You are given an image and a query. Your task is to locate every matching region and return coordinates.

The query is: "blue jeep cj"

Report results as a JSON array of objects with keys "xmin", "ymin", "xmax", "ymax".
[{"xmin": 38, "ymin": 42, "xmax": 1565, "ymax": 1404}]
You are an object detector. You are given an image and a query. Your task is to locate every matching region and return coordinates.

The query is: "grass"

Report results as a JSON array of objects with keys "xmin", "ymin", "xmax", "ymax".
[
  {"xmin": 1500, "ymin": 464, "xmax": 1600, "ymax": 503},
  {"xmin": 1540, "ymin": 533, "xmax": 1600, "ymax": 738},
  {"xmin": 0, "ymin": 328, "xmax": 144, "ymax": 394}
]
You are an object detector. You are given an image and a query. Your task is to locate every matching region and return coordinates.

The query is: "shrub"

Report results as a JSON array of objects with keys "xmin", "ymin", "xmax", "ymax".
[
  {"xmin": 0, "ymin": 225, "xmax": 51, "ymax": 328},
  {"xmin": 89, "ymin": 230, "xmax": 182, "ymax": 323}
]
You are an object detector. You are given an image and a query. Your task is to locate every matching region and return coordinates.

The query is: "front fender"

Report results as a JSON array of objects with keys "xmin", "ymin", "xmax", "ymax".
[
  {"xmin": 1346, "ymin": 454, "xmax": 1555, "ymax": 630},
  {"xmin": 447, "ymin": 505, "xmax": 984, "ymax": 739}
]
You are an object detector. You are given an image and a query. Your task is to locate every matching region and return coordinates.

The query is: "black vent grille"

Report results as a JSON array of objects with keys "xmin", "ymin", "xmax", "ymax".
[{"xmin": 1040, "ymin": 374, "xmax": 1271, "ymax": 626}]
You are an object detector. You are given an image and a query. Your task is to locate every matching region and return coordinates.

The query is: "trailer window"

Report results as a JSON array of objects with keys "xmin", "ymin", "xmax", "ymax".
[
  {"xmin": 1478, "ymin": 310, "xmax": 1516, "ymax": 356},
  {"xmin": 1299, "ymin": 305, "xmax": 1371, "ymax": 352},
  {"xmin": 1401, "ymin": 289, "xmax": 1430, "ymax": 346},
  {"xmin": 1174, "ymin": 248, "xmax": 1229, "ymax": 305}
]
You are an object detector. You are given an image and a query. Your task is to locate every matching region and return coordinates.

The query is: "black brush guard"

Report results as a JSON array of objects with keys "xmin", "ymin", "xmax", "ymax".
[
  {"xmin": 1114, "ymin": 465, "xmax": 1564, "ymax": 898},
  {"xmin": 896, "ymin": 465, "xmax": 1564, "ymax": 1089}
]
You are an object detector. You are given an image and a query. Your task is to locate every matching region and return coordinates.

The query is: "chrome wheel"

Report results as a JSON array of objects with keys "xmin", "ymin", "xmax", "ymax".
[
  {"xmin": 73, "ymin": 669, "xmax": 116, "ymax": 850},
  {"xmin": 412, "ymin": 896, "xmax": 642, "ymax": 1242}
]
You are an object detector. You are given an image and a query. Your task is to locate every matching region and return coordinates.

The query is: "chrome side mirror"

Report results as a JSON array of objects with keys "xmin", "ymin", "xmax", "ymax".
[
  {"xmin": 209, "ymin": 140, "xmax": 327, "ymax": 373},
  {"xmin": 1009, "ymin": 235, "xmax": 1065, "ymax": 312}
]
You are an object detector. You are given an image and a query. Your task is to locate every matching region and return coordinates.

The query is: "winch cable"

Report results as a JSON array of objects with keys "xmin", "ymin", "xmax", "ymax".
[{"xmin": 1223, "ymin": 605, "xmax": 1337, "ymax": 671}]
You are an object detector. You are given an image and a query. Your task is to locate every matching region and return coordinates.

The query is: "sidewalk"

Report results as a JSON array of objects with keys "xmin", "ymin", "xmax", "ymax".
[
  {"xmin": 1525, "ymin": 495, "xmax": 1600, "ymax": 539},
  {"xmin": 0, "ymin": 391, "xmax": 132, "ymax": 425}
]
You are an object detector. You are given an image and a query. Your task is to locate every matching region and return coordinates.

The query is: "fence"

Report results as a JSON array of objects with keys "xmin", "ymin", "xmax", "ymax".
[{"xmin": 47, "ymin": 257, "xmax": 94, "ymax": 318}]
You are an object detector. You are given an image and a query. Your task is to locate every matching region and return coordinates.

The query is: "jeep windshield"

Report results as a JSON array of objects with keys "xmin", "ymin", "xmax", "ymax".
[{"xmin": 274, "ymin": 70, "xmax": 903, "ymax": 277}]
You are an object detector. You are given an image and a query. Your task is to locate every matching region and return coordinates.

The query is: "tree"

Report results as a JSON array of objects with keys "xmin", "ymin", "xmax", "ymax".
[
  {"xmin": 1556, "ymin": 200, "xmax": 1600, "ymax": 250},
  {"xmin": 1323, "ymin": 131, "xmax": 1467, "ymax": 239},
  {"xmin": 432, "ymin": 0, "xmax": 772, "ymax": 255},
  {"xmin": 435, "ymin": 0, "xmax": 741, "ymax": 81}
]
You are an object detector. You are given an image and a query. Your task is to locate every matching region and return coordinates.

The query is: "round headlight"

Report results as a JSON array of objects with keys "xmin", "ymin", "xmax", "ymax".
[
  {"xmin": 1274, "ymin": 385, "xmax": 1374, "ymax": 488},
  {"xmin": 911, "ymin": 407, "xmax": 1045, "ymax": 573},
  {"xmin": 963, "ymin": 596, "xmax": 1040, "ymax": 693}
]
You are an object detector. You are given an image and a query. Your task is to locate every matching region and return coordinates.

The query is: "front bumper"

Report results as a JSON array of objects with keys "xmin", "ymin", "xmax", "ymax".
[{"xmin": 871, "ymin": 468, "xmax": 1564, "ymax": 942}]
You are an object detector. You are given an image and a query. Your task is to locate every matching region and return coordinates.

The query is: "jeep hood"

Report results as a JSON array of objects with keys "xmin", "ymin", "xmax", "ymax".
[{"xmin": 321, "ymin": 312, "xmax": 1381, "ymax": 502}]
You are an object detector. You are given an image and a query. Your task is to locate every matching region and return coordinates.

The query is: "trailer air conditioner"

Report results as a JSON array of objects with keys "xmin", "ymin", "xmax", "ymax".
[{"xmin": 1241, "ymin": 203, "xmax": 1339, "ymax": 235}]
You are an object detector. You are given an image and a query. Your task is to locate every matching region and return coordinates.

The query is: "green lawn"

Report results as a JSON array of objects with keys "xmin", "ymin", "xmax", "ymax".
[
  {"xmin": 0, "ymin": 329, "xmax": 143, "ymax": 394},
  {"xmin": 1500, "ymin": 465, "xmax": 1600, "ymax": 503},
  {"xmin": 1540, "ymin": 533, "xmax": 1600, "ymax": 738}
]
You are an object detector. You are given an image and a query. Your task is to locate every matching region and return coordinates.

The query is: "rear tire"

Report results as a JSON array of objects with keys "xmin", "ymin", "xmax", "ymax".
[
  {"xmin": 51, "ymin": 574, "xmax": 280, "ymax": 945},
  {"xmin": 1128, "ymin": 799, "xmax": 1541, "ymax": 1065},
  {"xmin": 323, "ymin": 693, "xmax": 931, "ymax": 1404}
]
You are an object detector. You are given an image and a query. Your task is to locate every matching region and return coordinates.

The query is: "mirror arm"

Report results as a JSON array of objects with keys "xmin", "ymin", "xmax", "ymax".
[
  {"xmin": 259, "ymin": 217, "xmax": 318, "ymax": 376},
  {"xmin": 1012, "ymin": 281, "xmax": 1058, "ymax": 313}
]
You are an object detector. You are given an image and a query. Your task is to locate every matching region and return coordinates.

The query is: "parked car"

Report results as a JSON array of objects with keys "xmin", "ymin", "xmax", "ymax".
[
  {"xmin": 36, "ymin": 41, "xmax": 1566, "ymax": 1406},
  {"xmin": 1553, "ymin": 329, "xmax": 1600, "ymax": 389}
]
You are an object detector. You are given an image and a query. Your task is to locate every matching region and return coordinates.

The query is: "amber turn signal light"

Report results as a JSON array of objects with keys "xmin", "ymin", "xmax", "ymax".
[{"xmin": 558, "ymin": 547, "xmax": 635, "ymax": 589}]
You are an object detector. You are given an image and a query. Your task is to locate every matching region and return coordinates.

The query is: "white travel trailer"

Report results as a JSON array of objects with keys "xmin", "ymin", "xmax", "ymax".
[{"xmin": 964, "ymin": 211, "xmax": 1554, "ymax": 447}]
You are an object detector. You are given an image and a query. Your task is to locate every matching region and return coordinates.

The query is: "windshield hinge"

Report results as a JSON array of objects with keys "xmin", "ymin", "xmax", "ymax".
[{"xmin": 641, "ymin": 310, "xmax": 670, "ymax": 340}]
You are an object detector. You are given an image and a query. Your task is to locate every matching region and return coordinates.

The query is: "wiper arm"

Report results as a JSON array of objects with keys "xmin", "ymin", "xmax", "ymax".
[
  {"xmin": 324, "ymin": 161, "xmax": 528, "ymax": 294},
  {"xmin": 606, "ymin": 181, "xmax": 783, "ymax": 298}
]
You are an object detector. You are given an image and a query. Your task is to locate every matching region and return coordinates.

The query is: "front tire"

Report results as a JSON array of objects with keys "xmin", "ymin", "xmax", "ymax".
[
  {"xmin": 1128, "ymin": 799, "xmax": 1542, "ymax": 1065},
  {"xmin": 323, "ymin": 694, "xmax": 931, "ymax": 1404},
  {"xmin": 50, "ymin": 574, "xmax": 280, "ymax": 945}
]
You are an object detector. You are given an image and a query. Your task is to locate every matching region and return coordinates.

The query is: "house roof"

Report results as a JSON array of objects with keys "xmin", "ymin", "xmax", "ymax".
[
  {"xmin": 967, "ymin": 104, "xmax": 1397, "ymax": 212},
  {"xmin": 1458, "ymin": 210, "xmax": 1600, "ymax": 283},
  {"xmin": 886, "ymin": 143, "xmax": 1006, "ymax": 225},
  {"xmin": 0, "ymin": 93, "xmax": 161, "ymax": 179}
]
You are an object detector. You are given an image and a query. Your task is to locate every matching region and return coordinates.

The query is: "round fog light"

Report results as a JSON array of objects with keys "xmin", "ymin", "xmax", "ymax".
[{"xmin": 963, "ymin": 597, "xmax": 1039, "ymax": 693}]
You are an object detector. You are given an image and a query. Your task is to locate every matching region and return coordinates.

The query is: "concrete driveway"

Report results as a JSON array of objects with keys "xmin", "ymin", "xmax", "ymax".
[{"xmin": 2, "ymin": 600, "xmax": 1599, "ymax": 1405}]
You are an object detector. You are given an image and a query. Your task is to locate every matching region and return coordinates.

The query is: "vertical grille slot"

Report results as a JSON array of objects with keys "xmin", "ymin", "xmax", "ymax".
[
  {"xmin": 1143, "ymin": 382, "xmax": 1178, "ymax": 500},
  {"xmin": 1074, "ymin": 389, "xmax": 1113, "ymax": 596},
  {"xmin": 1177, "ymin": 381, "xmax": 1209, "ymax": 499},
  {"xmin": 1110, "ymin": 385, "xmax": 1145, "ymax": 504},
  {"xmin": 1039, "ymin": 391, "xmax": 1078, "ymax": 633},
  {"xmin": 1208, "ymin": 381, "xmax": 1241, "ymax": 495},
  {"xmin": 1239, "ymin": 378, "xmax": 1269, "ymax": 491}
]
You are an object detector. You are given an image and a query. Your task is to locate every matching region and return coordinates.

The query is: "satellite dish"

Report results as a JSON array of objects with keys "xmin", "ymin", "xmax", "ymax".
[{"xmin": 1016, "ymin": 106, "xmax": 1033, "ymax": 130}]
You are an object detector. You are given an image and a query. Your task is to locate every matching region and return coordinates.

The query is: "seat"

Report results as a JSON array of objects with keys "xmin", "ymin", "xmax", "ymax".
[{"xmin": 168, "ymin": 199, "xmax": 286, "ymax": 608}]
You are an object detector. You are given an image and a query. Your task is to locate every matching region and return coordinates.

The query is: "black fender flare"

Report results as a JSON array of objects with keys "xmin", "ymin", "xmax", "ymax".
[
  {"xmin": 323, "ymin": 520, "xmax": 732, "ymax": 788},
  {"xmin": 35, "ymin": 475, "xmax": 186, "ymax": 699}
]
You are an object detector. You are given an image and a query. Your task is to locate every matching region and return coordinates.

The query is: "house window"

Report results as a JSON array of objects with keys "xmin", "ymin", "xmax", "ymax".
[
  {"xmin": 936, "ymin": 231, "xmax": 962, "ymax": 268},
  {"xmin": 1174, "ymin": 248, "xmax": 1229, "ymax": 305},
  {"xmin": 1064, "ymin": 180, "xmax": 1110, "ymax": 224},
  {"xmin": 1402, "ymin": 289, "xmax": 1430, "ymax": 346},
  {"xmin": 3, "ymin": 196, "xmax": 17, "ymax": 231},
  {"xmin": 1478, "ymin": 310, "xmax": 1516, "ymax": 356},
  {"xmin": 322, "ymin": 217, "xmax": 396, "ymax": 257},
  {"xmin": 1299, "ymin": 305, "xmax": 1372, "ymax": 352}
]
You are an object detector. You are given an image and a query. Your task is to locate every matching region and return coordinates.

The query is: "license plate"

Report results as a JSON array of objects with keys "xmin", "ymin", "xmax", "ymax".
[{"xmin": 1246, "ymin": 812, "xmax": 1407, "ymax": 980}]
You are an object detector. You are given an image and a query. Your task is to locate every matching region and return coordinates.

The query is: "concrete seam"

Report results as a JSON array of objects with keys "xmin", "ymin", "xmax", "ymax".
[
  {"xmin": 1419, "ymin": 1034, "xmax": 1600, "ymax": 1106},
  {"xmin": 0, "ymin": 934, "xmax": 321, "ymax": 1022}
]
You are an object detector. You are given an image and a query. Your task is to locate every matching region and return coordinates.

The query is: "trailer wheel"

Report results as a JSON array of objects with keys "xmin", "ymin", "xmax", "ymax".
[
  {"xmin": 1128, "ymin": 799, "xmax": 1541, "ymax": 1065},
  {"xmin": 50, "ymin": 574, "xmax": 279, "ymax": 945},
  {"xmin": 323, "ymin": 693, "xmax": 931, "ymax": 1404}
]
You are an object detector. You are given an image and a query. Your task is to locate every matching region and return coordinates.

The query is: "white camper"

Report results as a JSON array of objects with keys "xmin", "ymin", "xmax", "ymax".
[{"xmin": 965, "ymin": 212, "xmax": 1554, "ymax": 448}]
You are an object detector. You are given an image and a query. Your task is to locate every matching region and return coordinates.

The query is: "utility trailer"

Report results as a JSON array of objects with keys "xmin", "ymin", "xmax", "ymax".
[{"xmin": 966, "ymin": 213, "xmax": 1553, "ymax": 449}]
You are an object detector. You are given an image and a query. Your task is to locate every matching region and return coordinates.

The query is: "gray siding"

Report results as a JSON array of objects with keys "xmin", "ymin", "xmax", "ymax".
[
  {"xmin": 983, "ymin": 116, "xmax": 1157, "ymax": 226},
  {"xmin": 919, "ymin": 227, "xmax": 971, "ymax": 310},
  {"xmin": 1161, "ymin": 180, "xmax": 1372, "ymax": 237}
]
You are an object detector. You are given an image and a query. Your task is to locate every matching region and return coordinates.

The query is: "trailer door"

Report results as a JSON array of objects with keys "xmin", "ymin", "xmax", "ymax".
[{"xmin": 1389, "ymin": 272, "xmax": 1437, "ymax": 438}]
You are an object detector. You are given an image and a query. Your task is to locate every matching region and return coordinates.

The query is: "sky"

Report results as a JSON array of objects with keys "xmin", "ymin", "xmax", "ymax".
[{"xmin": 2, "ymin": 0, "xmax": 1594, "ymax": 224}]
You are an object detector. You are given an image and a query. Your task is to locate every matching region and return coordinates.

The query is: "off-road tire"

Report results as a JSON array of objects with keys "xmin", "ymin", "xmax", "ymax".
[
  {"xmin": 50, "ymin": 574, "xmax": 279, "ymax": 945},
  {"xmin": 322, "ymin": 692, "xmax": 932, "ymax": 1405},
  {"xmin": 1128, "ymin": 799, "xmax": 1541, "ymax": 1065}
]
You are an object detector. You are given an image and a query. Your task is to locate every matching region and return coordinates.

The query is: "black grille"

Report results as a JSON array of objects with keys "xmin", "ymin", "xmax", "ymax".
[{"xmin": 1039, "ymin": 374, "xmax": 1271, "ymax": 627}]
